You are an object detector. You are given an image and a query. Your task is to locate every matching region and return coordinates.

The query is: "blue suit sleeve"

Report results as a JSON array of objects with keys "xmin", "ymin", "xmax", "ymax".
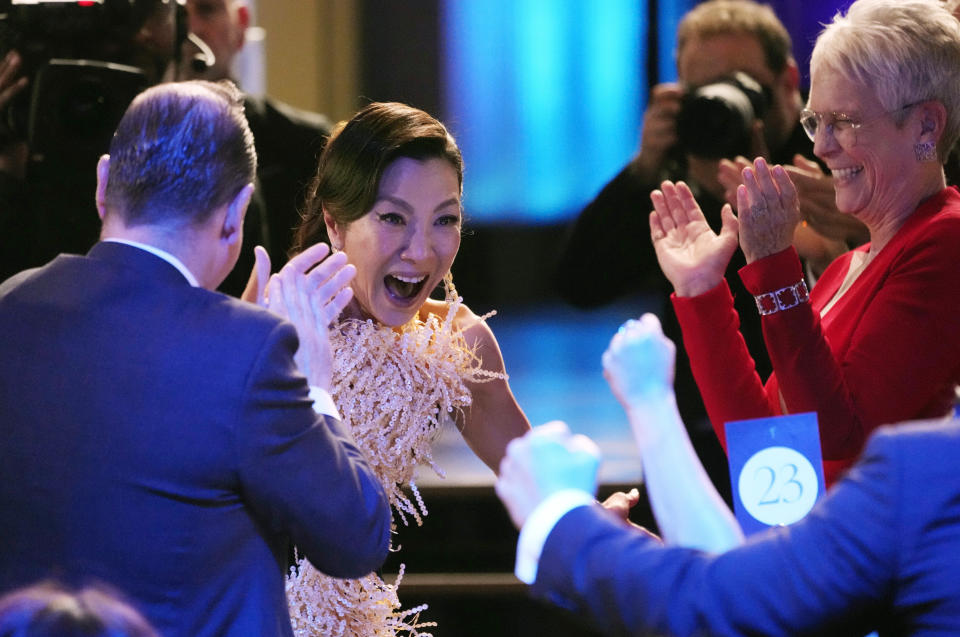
[
  {"xmin": 233, "ymin": 321, "xmax": 391, "ymax": 579},
  {"xmin": 533, "ymin": 432, "xmax": 902, "ymax": 636}
]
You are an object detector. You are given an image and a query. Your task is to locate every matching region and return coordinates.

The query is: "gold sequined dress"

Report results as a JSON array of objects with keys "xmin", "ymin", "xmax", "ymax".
[{"xmin": 286, "ymin": 280, "xmax": 498, "ymax": 636}]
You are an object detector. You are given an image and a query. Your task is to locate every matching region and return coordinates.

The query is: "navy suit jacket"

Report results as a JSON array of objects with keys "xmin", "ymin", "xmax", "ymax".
[
  {"xmin": 0, "ymin": 242, "xmax": 391, "ymax": 637},
  {"xmin": 534, "ymin": 419, "xmax": 960, "ymax": 636}
]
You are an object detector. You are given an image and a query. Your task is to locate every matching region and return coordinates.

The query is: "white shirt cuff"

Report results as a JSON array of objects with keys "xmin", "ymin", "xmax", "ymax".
[
  {"xmin": 309, "ymin": 386, "xmax": 341, "ymax": 421},
  {"xmin": 515, "ymin": 489, "xmax": 596, "ymax": 585}
]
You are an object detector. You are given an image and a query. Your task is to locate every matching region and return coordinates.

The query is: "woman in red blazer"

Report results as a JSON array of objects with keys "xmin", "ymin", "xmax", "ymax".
[{"xmin": 649, "ymin": 0, "xmax": 960, "ymax": 486}]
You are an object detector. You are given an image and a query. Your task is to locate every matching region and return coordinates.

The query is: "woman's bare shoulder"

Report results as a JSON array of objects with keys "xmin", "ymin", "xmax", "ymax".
[{"xmin": 420, "ymin": 298, "xmax": 497, "ymax": 349}]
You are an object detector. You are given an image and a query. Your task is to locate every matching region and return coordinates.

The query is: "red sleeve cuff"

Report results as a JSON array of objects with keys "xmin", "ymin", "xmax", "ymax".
[
  {"xmin": 738, "ymin": 247, "xmax": 804, "ymax": 294},
  {"xmin": 671, "ymin": 279, "xmax": 733, "ymax": 332}
]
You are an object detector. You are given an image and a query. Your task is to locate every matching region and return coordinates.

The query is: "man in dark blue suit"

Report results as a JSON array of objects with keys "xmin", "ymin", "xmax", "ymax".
[
  {"xmin": 497, "ymin": 316, "xmax": 960, "ymax": 636},
  {"xmin": 0, "ymin": 80, "xmax": 391, "ymax": 637}
]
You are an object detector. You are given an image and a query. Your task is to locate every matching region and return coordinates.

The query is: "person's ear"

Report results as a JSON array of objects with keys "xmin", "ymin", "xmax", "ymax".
[
  {"xmin": 780, "ymin": 58, "xmax": 800, "ymax": 93},
  {"xmin": 323, "ymin": 207, "xmax": 343, "ymax": 250},
  {"xmin": 95, "ymin": 154, "xmax": 110, "ymax": 220},
  {"xmin": 235, "ymin": 4, "xmax": 250, "ymax": 49},
  {"xmin": 916, "ymin": 100, "xmax": 947, "ymax": 143},
  {"xmin": 222, "ymin": 183, "xmax": 254, "ymax": 245}
]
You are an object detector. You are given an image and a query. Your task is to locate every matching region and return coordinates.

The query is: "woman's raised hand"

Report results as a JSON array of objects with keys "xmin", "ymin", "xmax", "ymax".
[
  {"xmin": 736, "ymin": 157, "xmax": 802, "ymax": 263},
  {"xmin": 650, "ymin": 180, "xmax": 739, "ymax": 297},
  {"xmin": 241, "ymin": 246, "xmax": 272, "ymax": 305},
  {"xmin": 261, "ymin": 243, "xmax": 356, "ymax": 391}
]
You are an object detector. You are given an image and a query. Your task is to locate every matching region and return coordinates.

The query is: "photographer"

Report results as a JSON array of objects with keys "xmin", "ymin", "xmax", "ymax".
[
  {"xmin": 0, "ymin": 0, "xmax": 267, "ymax": 289},
  {"xmin": 556, "ymin": 0, "xmax": 853, "ymax": 501}
]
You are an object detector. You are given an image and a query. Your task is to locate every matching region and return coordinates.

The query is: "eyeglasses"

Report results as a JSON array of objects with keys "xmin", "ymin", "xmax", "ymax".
[{"xmin": 799, "ymin": 102, "xmax": 922, "ymax": 143}]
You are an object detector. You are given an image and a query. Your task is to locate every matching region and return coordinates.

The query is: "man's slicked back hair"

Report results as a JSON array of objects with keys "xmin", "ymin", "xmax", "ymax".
[{"xmin": 104, "ymin": 80, "xmax": 256, "ymax": 227}]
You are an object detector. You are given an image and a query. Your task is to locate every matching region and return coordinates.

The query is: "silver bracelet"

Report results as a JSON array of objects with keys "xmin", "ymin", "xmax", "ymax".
[{"xmin": 754, "ymin": 280, "xmax": 809, "ymax": 316}]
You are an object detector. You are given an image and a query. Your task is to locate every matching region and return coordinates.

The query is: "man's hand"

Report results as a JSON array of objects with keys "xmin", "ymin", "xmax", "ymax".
[
  {"xmin": 786, "ymin": 155, "xmax": 868, "ymax": 246},
  {"xmin": 717, "ymin": 156, "xmax": 752, "ymax": 210},
  {"xmin": 630, "ymin": 83, "xmax": 683, "ymax": 184},
  {"xmin": 601, "ymin": 488, "xmax": 639, "ymax": 523},
  {"xmin": 263, "ymin": 243, "xmax": 355, "ymax": 391},
  {"xmin": 0, "ymin": 51, "xmax": 29, "ymax": 178},
  {"xmin": 496, "ymin": 421, "xmax": 601, "ymax": 529},
  {"xmin": 0, "ymin": 51, "xmax": 28, "ymax": 113}
]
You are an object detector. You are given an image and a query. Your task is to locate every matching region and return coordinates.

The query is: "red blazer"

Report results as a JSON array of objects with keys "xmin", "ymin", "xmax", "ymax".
[{"xmin": 673, "ymin": 187, "xmax": 960, "ymax": 486}]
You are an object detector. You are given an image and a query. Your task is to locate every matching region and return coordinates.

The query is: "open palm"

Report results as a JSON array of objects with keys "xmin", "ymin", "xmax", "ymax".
[{"xmin": 650, "ymin": 181, "xmax": 739, "ymax": 297}]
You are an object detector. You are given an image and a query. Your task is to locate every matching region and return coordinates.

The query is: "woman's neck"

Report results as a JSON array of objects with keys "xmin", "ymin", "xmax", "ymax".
[
  {"xmin": 339, "ymin": 298, "xmax": 417, "ymax": 333},
  {"xmin": 864, "ymin": 169, "xmax": 945, "ymax": 255}
]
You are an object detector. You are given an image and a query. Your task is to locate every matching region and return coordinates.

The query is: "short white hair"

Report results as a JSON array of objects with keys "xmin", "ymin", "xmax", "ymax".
[{"xmin": 812, "ymin": 0, "xmax": 960, "ymax": 159}]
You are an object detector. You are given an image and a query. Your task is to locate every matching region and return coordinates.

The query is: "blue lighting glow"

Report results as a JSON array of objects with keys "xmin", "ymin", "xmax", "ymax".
[
  {"xmin": 442, "ymin": 0, "xmax": 647, "ymax": 224},
  {"xmin": 657, "ymin": 0, "xmax": 695, "ymax": 82}
]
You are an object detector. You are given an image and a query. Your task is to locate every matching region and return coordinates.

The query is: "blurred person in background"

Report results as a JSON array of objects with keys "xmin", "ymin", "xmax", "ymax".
[
  {"xmin": 497, "ymin": 310, "xmax": 960, "ymax": 636},
  {"xmin": 181, "ymin": 0, "xmax": 333, "ymax": 293},
  {"xmin": 0, "ymin": 582, "xmax": 159, "ymax": 637},
  {"xmin": 557, "ymin": 0, "xmax": 863, "ymax": 502},
  {"xmin": 649, "ymin": 0, "xmax": 960, "ymax": 486}
]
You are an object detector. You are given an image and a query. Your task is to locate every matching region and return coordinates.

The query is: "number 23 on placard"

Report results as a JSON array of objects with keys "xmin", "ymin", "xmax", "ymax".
[{"xmin": 738, "ymin": 446, "xmax": 819, "ymax": 526}]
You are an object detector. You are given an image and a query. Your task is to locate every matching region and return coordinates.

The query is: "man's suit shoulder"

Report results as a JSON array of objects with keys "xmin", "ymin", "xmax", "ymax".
[
  {"xmin": 868, "ymin": 418, "xmax": 960, "ymax": 450},
  {"xmin": 179, "ymin": 284, "xmax": 298, "ymax": 351},
  {"xmin": 0, "ymin": 266, "xmax": 42, "ymax": 296},
  {"xmin": 857, "ymin": 418, "xmax": 960, "ymax": 492}
]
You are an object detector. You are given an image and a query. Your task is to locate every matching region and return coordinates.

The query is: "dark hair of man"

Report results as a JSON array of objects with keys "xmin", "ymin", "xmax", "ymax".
[
  {"xmin": 677, "ymin": 0, "xmax": 793, "ymax": 74},
  {"xmin": 0, "ymin": 581, "xmax": 159, "ymax": 637},
  {"xmin": 292, "ymin": 101, "xmax": 463, "ymax": 255},
  {"xmin": 104, "ymin": 80, "xmax": 257, "ymax": 228}
]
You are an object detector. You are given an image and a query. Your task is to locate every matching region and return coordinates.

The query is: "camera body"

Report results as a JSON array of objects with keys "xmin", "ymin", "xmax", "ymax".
[
  {"xmin": 0, "ymin": 0, "xmax": 182, "ymax": 159},
  {"xmin": 676, "ymin": 71, "xmax": 770, "ymax": 160},
  {"xmin": 0, "ymin": 0, "xmax": 183, "ymax": 272}
]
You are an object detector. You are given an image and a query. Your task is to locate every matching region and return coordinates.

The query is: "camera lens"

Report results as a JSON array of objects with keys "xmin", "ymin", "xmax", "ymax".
[{"xmin": 676, "ymin": 72, "xmax": 768, "ymax": 160}]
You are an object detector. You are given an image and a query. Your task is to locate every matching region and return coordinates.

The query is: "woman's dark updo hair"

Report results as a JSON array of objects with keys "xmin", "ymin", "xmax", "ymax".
[{"xmin": 292, "ymin": 102, "xmax": 464, "ymax": 256}]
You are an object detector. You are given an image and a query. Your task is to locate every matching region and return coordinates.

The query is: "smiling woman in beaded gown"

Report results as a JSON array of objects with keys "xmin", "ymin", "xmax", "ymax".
[{"xmin": 247, "ymin": 101, "xmax": 530, "ymax": 636}]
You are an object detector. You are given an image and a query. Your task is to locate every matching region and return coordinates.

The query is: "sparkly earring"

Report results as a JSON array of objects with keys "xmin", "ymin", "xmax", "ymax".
[
  {"xmin": 915, "ymin": 140, "xmax": 937, "ymax": 162},
  {"xmin": 441, "ymin": 270, "xmax": 457, "ymax": 302}
]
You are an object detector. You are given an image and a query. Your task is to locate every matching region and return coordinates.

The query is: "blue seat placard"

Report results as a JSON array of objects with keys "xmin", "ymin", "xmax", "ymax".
[{"xmin": 725, "ymin": 412, "xmax": 825, "ymax": 536}]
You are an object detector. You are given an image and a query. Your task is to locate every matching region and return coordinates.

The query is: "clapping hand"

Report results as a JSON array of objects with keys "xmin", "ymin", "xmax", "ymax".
[
  {"xmin": 650, "ymin": 180, "xmax": 739, "ymax": 297},
  {"xmin": 735, "ymin": 157, "xmax": 802, "ymax": 263},
  {"xmin": 786, "ymin": 155, "xmax": 868, "ymax": 246},
  {"xmin": 496, "ymin": 421, "xmax": 601, "ymax": 529},
  {"xmin": 717, "ymin": 156, "xmax": 753, "ymax": 210},
  {"xmin": 245, "ymin": 243, "xmax": 356, "ymax": 391},
  {"xmin": 719, "ymin": 155, "xmax": 856, "ymax": 275}
]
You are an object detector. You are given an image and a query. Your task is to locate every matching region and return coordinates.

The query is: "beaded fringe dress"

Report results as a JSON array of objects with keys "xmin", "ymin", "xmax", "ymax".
[{"xmin": 286, "ymin": 276, "xmax": 500, "ymax": 636}]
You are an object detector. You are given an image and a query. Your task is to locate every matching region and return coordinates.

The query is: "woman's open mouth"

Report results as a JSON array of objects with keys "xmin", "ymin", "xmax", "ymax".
[{"xmin": 384, "ymin": 274, "xmax": 428, "ymax": 302}]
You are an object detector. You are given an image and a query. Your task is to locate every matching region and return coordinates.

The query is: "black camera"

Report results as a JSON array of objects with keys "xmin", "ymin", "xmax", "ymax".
[
  {"xmin": 676, "ymin": 71, "xmax": 770, "ymax": 160},
  {"xmin": 0, "ymin": 0, "xmax": 184, "ymax": 271},
  {"xmin": 0, "ymin": 0, "xmax": 183, "ymax": 161}
]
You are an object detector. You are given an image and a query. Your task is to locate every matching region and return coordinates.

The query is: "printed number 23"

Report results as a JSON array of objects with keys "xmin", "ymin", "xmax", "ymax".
[{"xmin": 755, "ymin": 464, "xmax": 802, "ymax": 505}]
